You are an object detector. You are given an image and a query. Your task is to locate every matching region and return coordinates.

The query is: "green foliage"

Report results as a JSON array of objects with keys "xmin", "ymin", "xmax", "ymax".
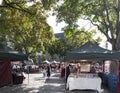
[
  {"xmin": 0, "ymin": 0, "xmax": 55, "ymax": 58},
  {"xmin": 1, "ymin": 0, "xmax": 119, "ymax": 61},
  {"xmin": 64, "ymin": 27, "xmax": 100, "ymax": 50},
  {"xmin": 41, "ymin": 0, "xmax": 59, "ymax": 10},
  {"xmin": 47, "ymin": 38, "xmax": 66, "ymax": 58},
  {"xmin": 47, "ymin": 27, "xmax": 100, "ymax": 59},
  {"xmin": 55, "ymin": 0, "xmax": 119, "ymax": 50}
]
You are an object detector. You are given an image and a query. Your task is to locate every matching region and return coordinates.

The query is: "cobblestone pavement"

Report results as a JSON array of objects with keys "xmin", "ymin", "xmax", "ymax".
[{"xmin": 0, "ymin": 71, "xmax": 117, "ymax": 93}]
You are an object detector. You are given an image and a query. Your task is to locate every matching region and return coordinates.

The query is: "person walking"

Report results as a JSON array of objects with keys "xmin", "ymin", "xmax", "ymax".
[
  {"xmin": 65, "ymin": 64, "xmax": 71, "ymax": 83},
  {"xmin": 46, "ymin": 64, "xmax": 51, "ymax": 79},
  {"xmin": 61, "ymin": 65, "xmax": 65, "ymax": 78}
]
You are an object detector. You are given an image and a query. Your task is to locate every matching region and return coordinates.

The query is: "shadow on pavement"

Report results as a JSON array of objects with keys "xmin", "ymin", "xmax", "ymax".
[{"xmin": 0, "ymin": 72, "xmax": 117, "ymax": 93}]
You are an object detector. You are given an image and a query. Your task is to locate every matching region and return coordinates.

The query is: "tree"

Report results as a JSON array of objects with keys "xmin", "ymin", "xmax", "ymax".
[
  {"xmin": 0, "ymin": 0, "xmax": 59, "ymax": 15},
  {"xmin": 64, "ymin": 27, "xmax": 102, "ymax": 50},
  {"xmin": 0, "ymin": 0, "xmax": 55, "ymax": 58},
  {"xmin": 47, "ymin": 27, "xmax": 101, "ymax": 61},
  {"xmin": 55, "ymin": 0, "xmax": 120, "ymax": 50},
  {"xmin": 47, "ymin": 38, "xmax": 66, "ymax": 60}
]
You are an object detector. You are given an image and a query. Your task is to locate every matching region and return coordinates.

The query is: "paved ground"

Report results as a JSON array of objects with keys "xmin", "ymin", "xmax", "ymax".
[{"xmin": 0, "ymin": 71, "xmax": 118, "ymax": 93}]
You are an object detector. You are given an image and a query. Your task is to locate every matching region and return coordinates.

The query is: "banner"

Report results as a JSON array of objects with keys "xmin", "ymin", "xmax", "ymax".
[{"xmin": 0, "ymin": 58, "xmax": 12, "ymax": 87}]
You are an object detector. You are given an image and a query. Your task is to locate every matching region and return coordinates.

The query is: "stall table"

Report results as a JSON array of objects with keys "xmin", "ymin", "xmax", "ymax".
[
  {"xmin": 66, "ymin": 74, "xmax": 102, "ymax": 93},
  {"xmin": 12, "ymin": 73, "xmax": 24, "ymax": 84}
]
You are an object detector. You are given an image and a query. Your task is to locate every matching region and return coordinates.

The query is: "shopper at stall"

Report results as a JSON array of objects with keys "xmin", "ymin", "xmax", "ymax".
[
  {"xmin": 75, "ymin": 63, "xmax": 81, "ymax": 77},
  {"xmin": 61, "ymin": 64, "xmax": 65, "ymax": 78},
  {"xmin": 90, "ymin": 65, "xmax": 96, "ymax": 73}
]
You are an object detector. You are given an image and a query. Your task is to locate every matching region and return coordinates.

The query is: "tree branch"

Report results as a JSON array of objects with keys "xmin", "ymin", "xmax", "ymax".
[
  {"xmin": 1, "ymin": 0, "xmax": 35, "ymax": 15},
  {"xmin": 81, "ymin": 16, "xmax": 112, "ymax": 42},
  {"xmin": 103, "ymin": 0, "xmax": 114, "ymax": 39}
]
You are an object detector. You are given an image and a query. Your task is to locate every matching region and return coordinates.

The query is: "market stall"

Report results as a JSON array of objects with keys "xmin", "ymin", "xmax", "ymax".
[
  {"xmin": 0, "ymin": 44, "xmax": 28, "ymax": 87},
  {"xmin": 65, "ymin": 42, "xmax": 120, "ymax": 92},
  {"xmin": 65, "ymin": 61, "xmax": 103, "ymax": 93}
]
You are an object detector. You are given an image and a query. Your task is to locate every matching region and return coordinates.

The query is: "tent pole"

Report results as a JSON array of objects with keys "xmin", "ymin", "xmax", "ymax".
[
  {"xmin": 9, "ymin": 60, "xmax": 13, "ymax": 86},
  {"xmin": 103, "ymin": 60, "xmax": 105, "ymax": 73},
  {"xmin": 65, "ymin": 62, "xmax": 67, "ymax": 90},
  {"xmin": 28, "ymin": 66, "xmax": 29, "ymax": 84}
]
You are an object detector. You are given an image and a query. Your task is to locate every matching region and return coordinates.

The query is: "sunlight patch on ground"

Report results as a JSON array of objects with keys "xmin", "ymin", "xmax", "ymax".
[
  {"xmin": 45, "ymin": 83, "xmax": 63, "ymax": 87},
  {"xmin": 28, "ymin": 89, "xmax": 39, "ymax": 93}
]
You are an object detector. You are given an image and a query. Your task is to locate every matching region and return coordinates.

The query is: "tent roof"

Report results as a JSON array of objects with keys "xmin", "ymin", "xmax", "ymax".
[
  {"xmin": 65, "ymin": 42, "xmax": 120, "ymax": 61},
  {"xmin": 41, "ymin": 60, "xmax": 50, "ymax": 64},
  {"xmin": 0, "ymin": 44, "xmax": 28, "ymax": 61},
  {"xmin": 51, "ymin": 60, "xmax": 60, "ymax": 64}
]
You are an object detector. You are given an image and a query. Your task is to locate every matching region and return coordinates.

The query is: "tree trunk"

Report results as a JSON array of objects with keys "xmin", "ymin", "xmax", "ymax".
[
  {"xmin": 111, "ymin": 40, "xmax": 117, "ymax": 50},
  {"xmin": 116, "ymin": 0, "xmax": 120, "ymax": 51}
]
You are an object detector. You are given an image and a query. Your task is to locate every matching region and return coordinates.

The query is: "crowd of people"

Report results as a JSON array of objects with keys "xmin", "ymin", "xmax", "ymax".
[
  {"xmin": 10, "ymin": 61, "xmax": 103, "ymax": 85},
  {"xmin": 40, "ymin": 63, "xmax": 61, "ymax": 78}
]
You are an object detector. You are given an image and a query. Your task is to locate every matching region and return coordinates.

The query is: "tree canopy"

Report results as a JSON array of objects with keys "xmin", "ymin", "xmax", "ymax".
[
  {"xmin": 1, "ymin": 0, "xmax": 119, "ymax": 61},
  {"xmin": 0, "ymin": 0, "xmax": 57, "ymax": 58},
  {"xmin": 54, "ymin": 0, "xmax": 120, "ymax": 51}
]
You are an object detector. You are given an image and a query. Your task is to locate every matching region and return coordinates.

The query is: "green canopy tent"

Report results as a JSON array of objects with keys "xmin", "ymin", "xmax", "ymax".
[
  {"xmin": 64, "ymin": 42, "xmax": 120, "ymax": 90},
  {"xmin": 0, "ymin": 44, "xmax": 28, "ymax": 61},
  {"xmin": 0, "ymin": 44, "xmax": 28, "ymax": 87},
  {"xmin": 65, "ymin": 42, "xmax": 120, "ymax": 61}
]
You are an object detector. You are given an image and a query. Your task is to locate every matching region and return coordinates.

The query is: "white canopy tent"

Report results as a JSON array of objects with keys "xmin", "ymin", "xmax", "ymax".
[{"xmin": 42, "ymin": 60, "xmax": 50, "ymax": 64}]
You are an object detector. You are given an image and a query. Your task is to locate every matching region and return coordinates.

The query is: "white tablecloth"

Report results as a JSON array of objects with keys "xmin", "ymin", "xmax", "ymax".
[{"xmin": 67, "ymin": 76, "xmax": 102, "ymax": 93}]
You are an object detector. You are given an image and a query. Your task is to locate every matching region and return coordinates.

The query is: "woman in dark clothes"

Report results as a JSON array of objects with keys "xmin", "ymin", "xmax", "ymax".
[
  {"xmin": 65, "ymin": 65, "xmax": 71, "ymax": 83},
  {"xmin": 47, "ymin": 64, "xmax": 51, "ymax": 78}
]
